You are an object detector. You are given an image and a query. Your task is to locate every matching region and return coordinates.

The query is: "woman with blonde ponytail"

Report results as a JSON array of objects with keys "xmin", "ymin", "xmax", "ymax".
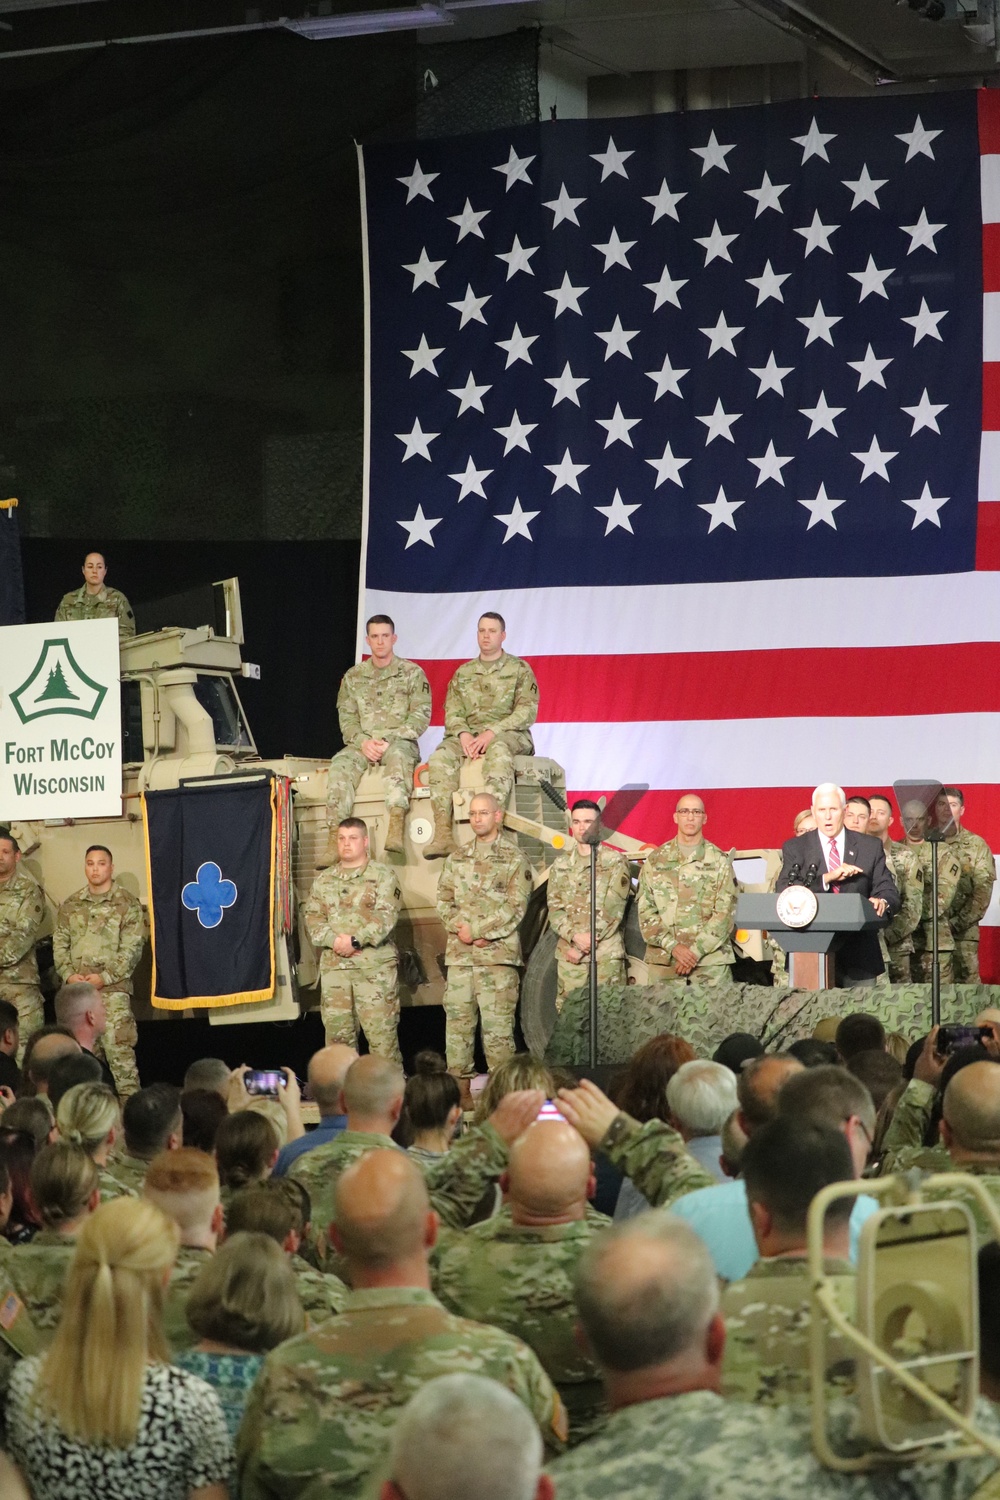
[
  {"xmin": 55, "ymin": 1081, "xmax": 136, "ymax": 1201},
  {"xmin": 6, "ymin": 1196, "xmax": 231, "ymax": 1499}
]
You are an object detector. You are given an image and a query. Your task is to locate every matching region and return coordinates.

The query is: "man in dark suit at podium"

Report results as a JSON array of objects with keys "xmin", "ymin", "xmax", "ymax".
[{"xmin": 776, "ymin": 782, "xmax": 900, "ymax": 986}]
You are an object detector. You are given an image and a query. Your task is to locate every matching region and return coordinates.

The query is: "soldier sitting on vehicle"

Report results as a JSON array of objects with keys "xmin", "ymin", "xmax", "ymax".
[
  {"xmin": 325, "ymin": 615, "xmax": 431, "ymax": 860},
  {"xmin": 424, "ymin": 613, "xmax": 538, "ymax": 859}
]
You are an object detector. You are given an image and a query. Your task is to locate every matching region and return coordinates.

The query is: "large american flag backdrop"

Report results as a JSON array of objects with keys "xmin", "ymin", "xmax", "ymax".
[{"xmin": 358, "ymin": 88, "xmax": 1000, "ymax": 979}]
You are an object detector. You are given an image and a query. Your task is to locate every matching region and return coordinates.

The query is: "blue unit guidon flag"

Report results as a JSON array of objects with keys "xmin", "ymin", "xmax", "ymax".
[
  {"xmin": 359, "ymin": 90, "xmax": 1000, "ymax": 976},
  {"xmin": 142, "ymin": 778, "xmax": 276, "ymax": 1010}
]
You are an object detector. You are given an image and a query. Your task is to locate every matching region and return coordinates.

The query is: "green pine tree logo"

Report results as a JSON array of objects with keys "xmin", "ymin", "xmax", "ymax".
[
  {"xmin": 10, "ymin": 638, "xmax": 107, "ymax": 723},
  {"xmin": 36, "ymin": 662, "xmax": 79, "ymax": 702}
]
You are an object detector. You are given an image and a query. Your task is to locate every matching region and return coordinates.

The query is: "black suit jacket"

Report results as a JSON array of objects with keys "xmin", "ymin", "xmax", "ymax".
[{"xmin": 776, "ymin": 828, "xmax": 900, "ymax": 983}]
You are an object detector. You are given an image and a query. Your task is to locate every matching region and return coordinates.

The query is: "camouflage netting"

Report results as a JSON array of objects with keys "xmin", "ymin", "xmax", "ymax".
[{"xmin": 544, "ymin": 982, "xmax": 1000, "ymax": 1067}]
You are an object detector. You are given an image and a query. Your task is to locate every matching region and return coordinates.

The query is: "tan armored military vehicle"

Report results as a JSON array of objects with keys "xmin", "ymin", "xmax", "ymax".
[{"xmin": 4, "ymin": 581, "xmax": 777, "ymax": 1045}]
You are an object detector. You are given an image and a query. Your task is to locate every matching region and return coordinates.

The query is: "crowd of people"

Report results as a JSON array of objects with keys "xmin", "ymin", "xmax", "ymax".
[{"xmin": 0, "ymin": 1008, "xmax": 993, "ymax": 1496}]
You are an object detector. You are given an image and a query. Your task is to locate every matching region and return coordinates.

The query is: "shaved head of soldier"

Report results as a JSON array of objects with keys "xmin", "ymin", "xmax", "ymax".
[
  {"xmin": 332, "ymin": 1148, "xmax": 435, "ymax": 1277},
  {"xmin": 575, "ymin": 1217, "xmax": 722, "ymax": 1403},
  {"xmin": 942, "ymin": 1062, "xmax": 1000, "ymax": 1159},
  {"xmin": 308, "ymin": 1044, "xmax": 358, "ymax": 1115},
  {"xmin": 469, "ymin": 793, "xmax": 502, "ymax": 842},
  {"xmin": 503, "ymin": 1120, "xmax": 593, "ymax": 1224},
  {"xmin": 673, "ymin": 795, "xmax": 707, "ymax": 847},
  {"xmin": 342, "ymin": 1055, "xmax": 405, "ymax": 1134}
]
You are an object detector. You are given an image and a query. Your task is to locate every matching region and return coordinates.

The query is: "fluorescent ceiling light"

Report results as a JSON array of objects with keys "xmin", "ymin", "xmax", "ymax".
[{"xmin": 284, "ymin": 4, "xmax": 453, "ymax": 36}]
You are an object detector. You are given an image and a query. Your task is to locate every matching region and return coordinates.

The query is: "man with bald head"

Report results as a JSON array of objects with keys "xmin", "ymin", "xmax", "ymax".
[
  {"xmin": 436, "ymin": 790, "xmax": 534, "ymax": 1075},
  {"xmin": 776, "ymin": 782, "xmax": 899, "ymax": 987},
  {"xmin": 274, "ymin": 1042, "xmax": 357, "ymax": 1177},
  {"xmin": 22, "ymin": 1027, "xmax": 81, "ymax": 1097},
  {"xmin": 549, "ymin": 1216, "xmax": 1000, "ymax": 1500},
  {"xmin": 292, "ymin": 1054, "xmax": 551, "ymax": 1270},
  {"xmin": 237, "ymin": 1149, "xmax": 567, "ymax": 1499},
  {"xmin": 637, "ymin": 794, "xmax": 738, "ymax": 986},
  {"xmin": 434, "ymin": 1116, "xmax": 605, "ymax": 1441}
]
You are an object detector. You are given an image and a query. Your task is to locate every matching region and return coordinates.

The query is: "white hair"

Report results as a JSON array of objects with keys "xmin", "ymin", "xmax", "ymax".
[
  {"xmin": 54, "ymin": 981, "xmax": 101, "ymax": 1029},
  {"xmin": 389, "ymin": 1374, "xmax": 542, "ymax": 1500},
  {"xmin": 811, "ymin": 782, "xmax": 846, "ymax": 809},
  {"xmin": 666, "ymin": 1060, "xmax": 738, "ymax": 1137}
]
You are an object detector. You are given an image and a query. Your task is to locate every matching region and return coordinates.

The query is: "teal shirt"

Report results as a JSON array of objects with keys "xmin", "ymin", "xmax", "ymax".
[{"xmin": 175, "ymin": 1349, "xmax": 263, "ymax": 1442}]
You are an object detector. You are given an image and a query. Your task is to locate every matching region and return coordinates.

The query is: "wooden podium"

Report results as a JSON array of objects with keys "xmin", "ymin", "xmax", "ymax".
[{"xmin": 735, "ymin": 892, "xmax": 883, "ymax": 990}]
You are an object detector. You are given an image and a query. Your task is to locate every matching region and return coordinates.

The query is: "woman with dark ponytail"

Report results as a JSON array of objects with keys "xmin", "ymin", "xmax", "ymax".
[{"xmin": 400, "ymin": 1051, "xmax": 462, "ymax": 1165}]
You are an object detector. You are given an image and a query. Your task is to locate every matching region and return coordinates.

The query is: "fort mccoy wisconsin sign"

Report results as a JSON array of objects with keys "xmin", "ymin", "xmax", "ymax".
[{"xmin": 1, "ymin": 619, "xmax": 122, "ymax": 818}]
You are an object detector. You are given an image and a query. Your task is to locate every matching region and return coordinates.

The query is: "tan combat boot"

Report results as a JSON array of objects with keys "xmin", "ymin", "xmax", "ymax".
[
  {"xmin": 315, "ymin": 830, "xmax": 339, "ymax": 869},
  {"xmin": 422, "ymin": 800, "xmax": 455, "ymax": 859},
  {"xmin": 385, "ymin": 808, "xmax": 406, "ymax": 854}
]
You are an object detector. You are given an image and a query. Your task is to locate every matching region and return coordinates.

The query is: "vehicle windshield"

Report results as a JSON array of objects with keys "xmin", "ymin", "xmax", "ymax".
[{"xmin": 193, "ymin": 675, "xmax": 254, "ymax": 752}]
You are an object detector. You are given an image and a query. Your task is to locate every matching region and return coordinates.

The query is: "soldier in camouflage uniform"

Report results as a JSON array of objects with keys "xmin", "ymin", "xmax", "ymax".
[
  {"xmin": 436, "ymin": 792, "xmax": 533, "ymax": 1075},
  {"xmin": 424, "ymin": 612, "xmax": 538, "ymax": 858},
  {"xmin": 938, "ymin": 789, "xmax": 996, "ymax": 984},
  {"xmin": 0, "ymin": 830, "xmax": 45, "ymax": 1050},
  {"xmin": 292, "ymin": 1056, "xmax": 544, "ymax": 1273},
  {"xmin": 325, "ymin": 615, "xmax": 431, "ymax": 856},
  {"xmin": 902, "ymin": 799, "xmax": 968, "ymax": 985},
  {"xmin": 720, "ymin": 1119, "xmax": 857, "ymax": 1407},
  {"xmin": 546, "ymin": 800, "xmax": 630, "ymax": 1012},
  {"xmin": 225, "ymin": 1181, "xmax": 348, "ymax": 1325},
  {"xmin": 302, "ymin": 817, "xmax": 402, "ymax": 1064},
  {"xmin": 237, "ymin": 1150, "xmax": 567, "ymax": 1500},
  {"xmin": 878, "ymin": 1037, "xmax": 1000, "ymax": 1238},
  {"xmin": 54, "ymin": 550, "xmax": 135, "ymax": 637},
  {"xmin": 868, "ymin": 796, "xmax": 925, "ymax": 982},
  {"xmin": 637, "ymin": 796, "xmax": 737, "ymax": 986},
  {"xmin": 551, "ymin": 1212, "xmax": 1000, "ymax": 1500},
  {"xmin": 433, "ymin": 1118, "xmax": 606, "ymax": 1443},
  {"xmin": 1, "ymin": 1140, "xmax": 101, "ymax": 1335},
  {"xmin": 52, "ymin": 844, "xmax": 146, "ymax": 1097}
]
